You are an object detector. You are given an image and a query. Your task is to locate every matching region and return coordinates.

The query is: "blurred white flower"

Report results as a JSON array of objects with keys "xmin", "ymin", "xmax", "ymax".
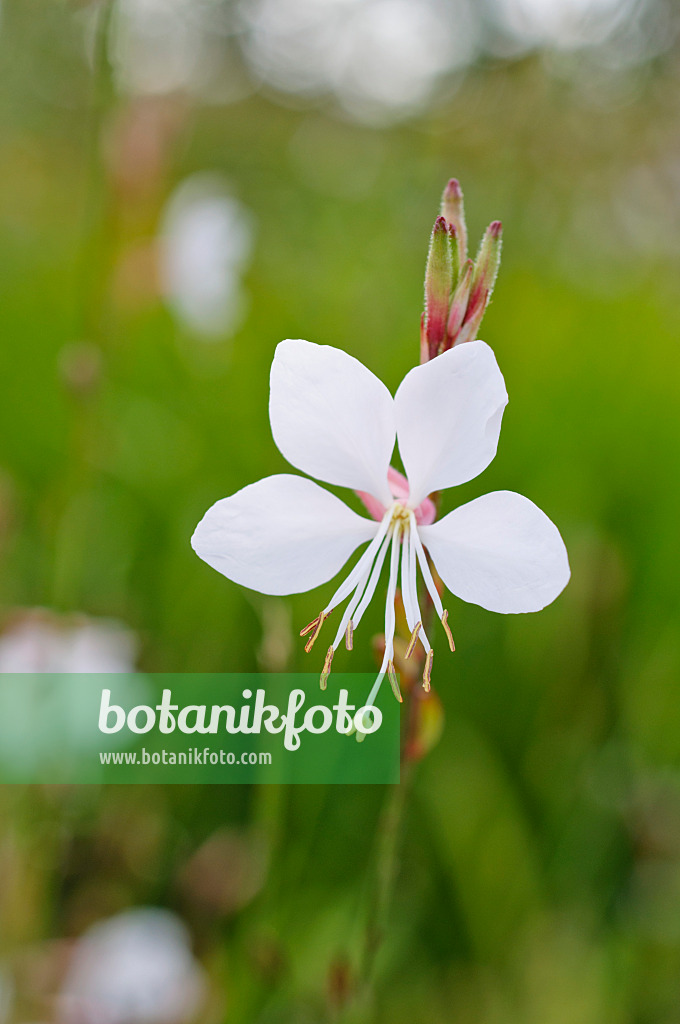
[
  {"xmin": 0, "ymin": 610, "xmax": 146, "ymax": 774},
  {"xmin": 240, "ymin": 0, "xmax": 476, "ymax": 123},
  {"xmin": 159, "ymin": 174, "xmax": 254, "ymax": 339},
  {"xmin": 58, "ymin": 908, "xmax": 206, "ymax": 1024},
  {"xmin": 0, "ymin": 609, "xmax": 136, "ymax": 673},
  {"xmin": 109, "ymin": 0, "xmax": 248, "ymax": 101},
  {"xmin": 494, "ymin": 0, "xmax": 637, "ymax": 50}
]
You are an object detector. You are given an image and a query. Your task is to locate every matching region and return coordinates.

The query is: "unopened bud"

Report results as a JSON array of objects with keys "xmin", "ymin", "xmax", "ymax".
[
  {"xmin": 424, "ymin": 216, "xmax": 453, "ymax": 359},
  {"xmin": 464, "ymin": 220, "xmax": 502, "ymax": 340},
  {"xmin": 445, "ymin": 259, "xmax": 473, "ymax": 346},
  {"xmin": 440, "ymin": 178, "xmax": 467, "ymax": 268},
  {"xmin": 419, "ymin": 311, "xmax": 428, "ymax": 365},
  {"xmin": 447, "ymin": 222, "xmax": 460, "ymax": 294}
]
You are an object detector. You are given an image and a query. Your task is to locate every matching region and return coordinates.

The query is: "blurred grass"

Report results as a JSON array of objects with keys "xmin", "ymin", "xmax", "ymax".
[{"xmin": 0, "ymin": 1, "xmax": 680, "ymax": 1021}]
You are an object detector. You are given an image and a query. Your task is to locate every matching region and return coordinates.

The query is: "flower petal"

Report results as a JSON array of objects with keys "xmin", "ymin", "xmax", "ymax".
[
  {"xmin": 419, "ymin": 490, "xmax": 570, "ymax": 613},
  {"xmin": 394, "ymin": 340, "xmax": 508, "ymax": 506},
  {"xmin": 269, "ymin": 339, "xmax": 395, "ymax": 504},
  {"xmin": 191, "ymin": 474, "xmax": 377, "ymax": 596}
]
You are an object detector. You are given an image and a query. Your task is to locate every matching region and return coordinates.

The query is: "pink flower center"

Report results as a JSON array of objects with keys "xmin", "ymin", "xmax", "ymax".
[{"xmin": 356, "ymin": 466, "xmax": 436, "ymax": 526}]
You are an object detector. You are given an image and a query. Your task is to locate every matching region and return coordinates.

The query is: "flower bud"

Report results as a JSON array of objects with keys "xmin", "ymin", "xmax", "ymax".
[
  {"xmin": 440, "ymin": 178, "xmax": 467, "ymax": 268},
  {"xmin": 459, "ymin": 220, "xmax": 502, "ymax": 344},
  {"xmin": 445, "ymin": 258, "xmax": 473, "ymax": 346},
  {"xmin": 423, "ymin": 215, "xmax": 453, "ymax": 359},
  {"xmin": 419, "ymin": 311, "xmax": 428, "ymax": 365},
  {"xmin": 420, "ymin": 183, "xmax": 502, "ymax": 358}
]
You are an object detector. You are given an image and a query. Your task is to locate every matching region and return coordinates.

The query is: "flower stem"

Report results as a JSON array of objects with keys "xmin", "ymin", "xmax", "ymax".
[
  {"xmin": 358, "ymin": 763, "xmax": 413, "ymax": 1002},
  {"xmin": 76, "ymin": 0, "xmax": 116, "ymax": 341}
]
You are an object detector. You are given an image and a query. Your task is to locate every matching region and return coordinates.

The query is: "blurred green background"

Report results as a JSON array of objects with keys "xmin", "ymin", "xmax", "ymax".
[{"xmin": 1, "ymin": 0, "xmax": 680, "ymax": 1019}]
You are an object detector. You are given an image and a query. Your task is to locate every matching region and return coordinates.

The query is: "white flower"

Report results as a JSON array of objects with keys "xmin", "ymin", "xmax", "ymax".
[
  {"xmin": 192, "ymin": 339, "xmax": 570, "ymax": 704},
  {"xmin": 0, "ymin": 610, "xmax": 137, "ymax": 674},
  {"xmin": 0, "ymin": 610, "xmax": 147, "ymax": 772},
  {"xmin": 58, "ymin": 908, "xmax": 206, "ymax": 1024},
  {"xmin": 159, "ymin": 174, "xmax": 254, "ymax": 339}
]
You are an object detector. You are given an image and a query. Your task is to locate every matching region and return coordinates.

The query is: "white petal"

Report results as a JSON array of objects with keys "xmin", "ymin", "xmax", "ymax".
[
  {"xmin": 269, "ymin": 339, "xmax": 395, "ymax": 504},
  {"xmin": 191, "ymin": 474, "xmax": 376, "ymax": 596},
  {"xmin": 394, "ymin": 340, "xmax": 508, "ymax": 506},
  {"xmin": 419, "ymin": 490, "xmax": 570, "ymax": 614}
]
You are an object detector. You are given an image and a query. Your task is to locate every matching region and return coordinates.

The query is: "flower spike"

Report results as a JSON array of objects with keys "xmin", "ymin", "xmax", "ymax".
[{"xmin": 421, "ymin": 181, "xmax": 502, "ymax": 354}]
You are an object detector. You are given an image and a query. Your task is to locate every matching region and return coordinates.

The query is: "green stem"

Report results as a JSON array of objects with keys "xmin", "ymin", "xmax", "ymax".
[
  {"xmin": 52, "ymin": 0, "xmax": 116, "ymax": 610},
  {"xmin": 76, "ymin": 0, "xmax": 116, "ymax": 341},
  {"xmin": 358, "ymin": 764, "xmax": 413, "ymax": 1004}
]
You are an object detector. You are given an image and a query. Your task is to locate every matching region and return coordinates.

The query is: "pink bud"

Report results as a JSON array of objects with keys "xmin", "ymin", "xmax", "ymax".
[
  {"xmin": 445, "ymin": 259, "xmax": 473, "ymax": 346},
  {"xmin": 462, "ymin": 220, "xmax": 503, "ymax": 340},
  {"xmin": 423, "ymin": 216, "xmax": 453, "ymax": 360},
  {"xmin": 419, "ymin": 311, "xmax": 428, "ymax": 364},
  {"xmin": 440, "ymin": 178, "xmax": 467, "ymax": 268}
]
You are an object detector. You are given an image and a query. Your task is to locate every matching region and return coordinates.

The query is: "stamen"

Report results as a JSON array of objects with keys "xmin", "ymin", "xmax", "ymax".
[
  {"xmin": 303, "ymin": 612, "xmax": 327, "ymax": 653},
  {"xmin": 383, "ymin": 524, "xmax": 402, "ymax": 666},
  {"xmin": 441, "ymin": 609, "xmax": 455, "ymax": 653},
  {"xmin": 320, "ymin": 645, "xmax": 334, "ymax": 690},
  {"xmin": 405, "ymin": 621, "xmax": 421, "ymax": 659},
  {"xmin": 366, "ymin": 660, "xmax": 387, "ymax": 708},
  {"xmin": 423, "ymin": 648, "xmax": 433, "ymax": 692},
  {"xmin": 350, "ymin": 528, "xmax": 392, "ymax": 632},
  {"xmin": 345, "ymin": 620, "xmax": 353, "ymax": 651},
  {"xmin": 387, "ymin": 661, "xmax": 403, "ymax": 702},
  {"xmin": 329, "ymin": 529, "xmax": 390, "ymax": 652},
  {"xmin": 300, "ymin": 614, "xmax": 322, "ymax": 638},
  {"xmin": 322, "ymin": 510, "xmax": 392, "ymax": 617},
  {"xmin": 400, "ymin": 522, "xmax": 417, "ymax": 633},
  {"xmin": 407, "ymin": 520, "xmax": 431, "ymax": 654},
  {"xmin": 411, "ymin": 523, "xmax": 444, "ymax": 619}
]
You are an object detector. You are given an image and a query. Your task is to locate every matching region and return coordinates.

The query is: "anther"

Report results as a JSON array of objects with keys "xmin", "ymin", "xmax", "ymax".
[
  {"xmin": 404, "ymin": 621, "xmax": 421, "ymax": 659},
  {"xmin": 422, "ymin": 649, "xmax": 433, "ymax": 692},
  {"xmin": 441, "ymin": 609, "xmax": 455, "ymax": 652},
  {"xmin": 320, "ymin": 645, "xmax": 334, "ymax": 690},
  {"xmin": 387, "ymin": 661, "xmax": 403, "ymax": 703},
  {"xmin": 303, "ymin": 612, "xmax": 327, "ymax": 653},
  {"xmin": 345, "ymin": 619, "xmax": 354, "ymax": 651},
  {"xmin": 300, "ymin": 613, "xmax": 322, "ymax": 637}
]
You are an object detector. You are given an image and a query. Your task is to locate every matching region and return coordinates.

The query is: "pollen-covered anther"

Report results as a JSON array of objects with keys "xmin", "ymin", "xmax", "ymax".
[
  {"xmin": 345, "ymin": 619, "xmax": 354, "ymax": 651},
  {"xmin": 320, "ymin": 645, "xmax": 334, "ymax": 690},
  {"xmin": 423, "ymin": 649, "xmax": 433, "ymax": 692},
  {"xmin": 441, "ymin": 609, "xmax": 455, "ymax": 652},
  {"xmin": 387, "ymin": 661, "xmax": 403, "ymax": 703},
  {"xmin": 300, "ymin": 614, "xmax": 320, "ymax": 637},
  {"xmin": 301, "ymin": 612, "xmax": 327, "ymax": 653},
  {"xmin": 404, "ymin": 621, "xmax": 422, "ymax": 659}
]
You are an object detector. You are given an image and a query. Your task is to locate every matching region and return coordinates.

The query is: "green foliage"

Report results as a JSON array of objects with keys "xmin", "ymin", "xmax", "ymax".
[{"xmin": 0, "ymin": 2, "xmax": 679, "ymax": 1020}]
